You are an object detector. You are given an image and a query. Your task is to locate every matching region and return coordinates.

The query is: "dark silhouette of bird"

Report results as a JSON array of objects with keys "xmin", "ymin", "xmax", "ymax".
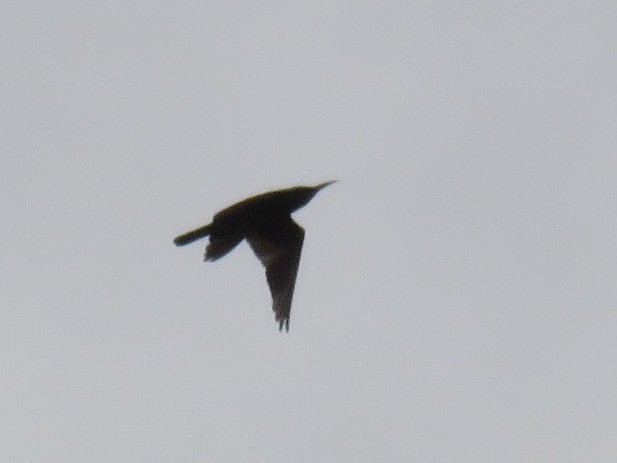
[{"xmin": 173, "ymin": 181, "xmax": 336, "ymax": 332}]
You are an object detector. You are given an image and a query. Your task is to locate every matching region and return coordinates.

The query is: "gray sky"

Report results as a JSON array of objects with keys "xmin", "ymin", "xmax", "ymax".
[{"xmin": 2, "ymin": 2, "xmax": 616, "ymax": 462}]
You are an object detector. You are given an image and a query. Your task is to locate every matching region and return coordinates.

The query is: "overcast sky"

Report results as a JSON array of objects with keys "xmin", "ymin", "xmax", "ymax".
[{"xmin": 2, "ymin": 2, "xmax": 616, "ymax": 462}]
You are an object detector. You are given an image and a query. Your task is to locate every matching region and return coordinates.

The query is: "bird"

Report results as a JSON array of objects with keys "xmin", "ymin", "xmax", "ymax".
[{"xmin": 173, "ymin": 181, "xmax": 336, "ymax": 332}]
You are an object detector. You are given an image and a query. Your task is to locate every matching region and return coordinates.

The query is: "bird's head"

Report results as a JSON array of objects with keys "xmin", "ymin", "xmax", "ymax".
[{"xmin": 286, "ymin": 180, "xmax": 337, "ymax": 212}]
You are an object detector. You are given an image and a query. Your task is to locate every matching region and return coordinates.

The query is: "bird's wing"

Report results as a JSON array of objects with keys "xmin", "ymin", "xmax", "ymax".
[
  {"xmin": 246, "ymin": 220, "xmax": 305, "ymax": 332},
  {"xmin": 204, "ymin": 233, "xmax": 243, "ymax": 261}
]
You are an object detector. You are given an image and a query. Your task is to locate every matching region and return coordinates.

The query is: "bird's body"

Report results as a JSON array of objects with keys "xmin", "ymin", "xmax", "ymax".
[{"xmin": 173, "ymin": 181, "xmax": 335, "ymax": 331}]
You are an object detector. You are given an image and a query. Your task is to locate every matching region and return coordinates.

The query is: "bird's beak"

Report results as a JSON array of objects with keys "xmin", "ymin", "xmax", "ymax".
[{"xmin": 315, "ymin": 180, "xmax": 337, "ymax": 191}]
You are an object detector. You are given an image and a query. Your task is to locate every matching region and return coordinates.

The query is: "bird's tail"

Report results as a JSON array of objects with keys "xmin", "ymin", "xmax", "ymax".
[{"xmin": 173, "ymin": 224, "xmax": 211, "ymax": 246}]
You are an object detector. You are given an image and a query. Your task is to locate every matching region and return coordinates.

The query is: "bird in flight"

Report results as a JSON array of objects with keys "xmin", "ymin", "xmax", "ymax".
[{"xmin": 173, "ymin": 181, "xmax": 336, "ymax": 331}]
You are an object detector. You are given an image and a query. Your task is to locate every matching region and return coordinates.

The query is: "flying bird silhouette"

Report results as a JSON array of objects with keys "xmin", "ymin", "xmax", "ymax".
[{"xmin": 173, "ymin": 181, "xmax": 336, "ymax": 331}]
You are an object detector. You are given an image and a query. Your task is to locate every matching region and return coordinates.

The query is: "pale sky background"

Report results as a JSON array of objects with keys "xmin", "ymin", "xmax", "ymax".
[{"xmin": 2, "ymin": 2, "xmax": 616, "ymax": 462}]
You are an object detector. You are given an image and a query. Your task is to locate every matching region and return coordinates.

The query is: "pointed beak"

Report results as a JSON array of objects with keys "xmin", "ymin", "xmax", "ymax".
[{"xmin": 315, "ymin": 180, "xmax": 337, "ymax": 191}]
